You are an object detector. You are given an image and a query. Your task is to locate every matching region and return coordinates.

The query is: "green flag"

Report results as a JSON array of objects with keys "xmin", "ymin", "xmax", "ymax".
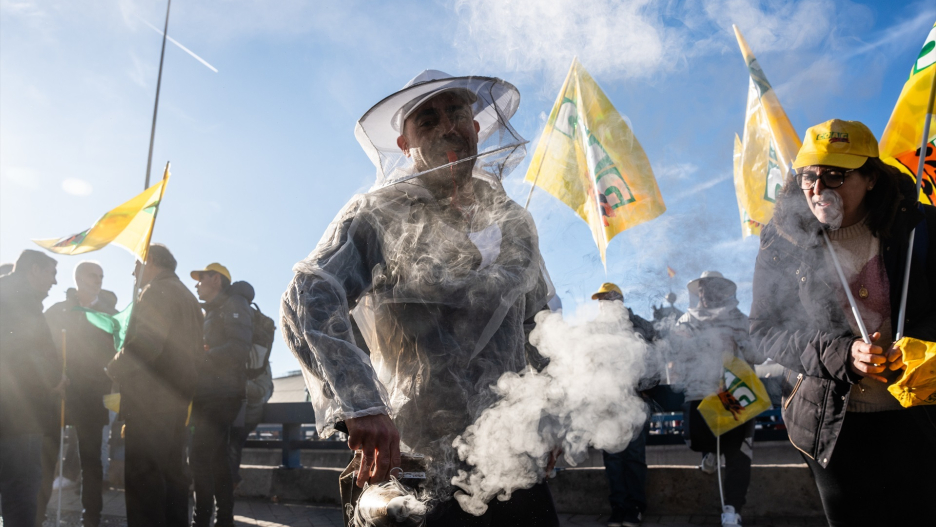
[{"xmin": 76, "ymin": 303, "xmax": 134, "ymax": 352}]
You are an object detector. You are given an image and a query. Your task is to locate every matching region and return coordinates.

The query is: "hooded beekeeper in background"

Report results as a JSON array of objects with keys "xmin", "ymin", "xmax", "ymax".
[{"xmin": 281, "ymin": 70, "xmax": 558, "ymax": 525}]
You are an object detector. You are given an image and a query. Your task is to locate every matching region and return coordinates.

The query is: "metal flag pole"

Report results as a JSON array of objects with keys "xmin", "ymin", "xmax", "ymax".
[
  {"xmin": 56, "ymin": 329, "xmax": 67, "ymax": 526},
  {"xmin": 822, "ymin": 229, "xmax": 872, "ymax": 344},
  {"xmin": 144, "ymin": 0, "xmax": 171, "ymax": 189},
  {"xmin": 894, "ymin": 71, "xmax": 936, "ymax": 341}
]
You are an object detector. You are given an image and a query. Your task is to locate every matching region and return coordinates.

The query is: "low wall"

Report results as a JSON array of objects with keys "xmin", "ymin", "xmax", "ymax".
[{"xmin": 235, "ymin": 463, "xmax": 824, "ymax": 517}]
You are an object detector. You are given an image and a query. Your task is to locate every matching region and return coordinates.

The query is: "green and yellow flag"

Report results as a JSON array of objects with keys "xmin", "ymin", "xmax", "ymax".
[
  {"xmin": 732, "ymin": 26, "xmax": 801, "ymax": 236},
  {"xmin": 879, "ymin": 22, "xmax": 936, "ymax": 206},
  {"xmin": 34, "ymin": 165, "xmax": 170, "ymax": 262},
  {"xmin": 697, "ymin": 355, "xmax": 772, "ymax": 436},
  {"xmin": 525, "ymin": 58, "xmax": 665, "ymax": 265}
]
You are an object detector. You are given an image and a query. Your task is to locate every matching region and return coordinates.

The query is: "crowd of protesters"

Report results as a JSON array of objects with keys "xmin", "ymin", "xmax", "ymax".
[
  {"xmin": 1, "ymin": 70, "xmax": 934, "ymax": 527},
  {"xmin": 0, "ymin": 245, "xmax": 274, "ymax": 527}
]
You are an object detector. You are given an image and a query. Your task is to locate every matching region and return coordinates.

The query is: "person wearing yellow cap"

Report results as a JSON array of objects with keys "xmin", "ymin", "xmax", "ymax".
[
  {"xmin": 750, "ymin": 119, "xmax": 936, "ymax": 526},
  {"xmin": 189, "ymin": 262, "xmax": 254, "ymax": 527},
  {"xmin": 591, "ymin": 282, "xmax": 655, "ymax": 527}
]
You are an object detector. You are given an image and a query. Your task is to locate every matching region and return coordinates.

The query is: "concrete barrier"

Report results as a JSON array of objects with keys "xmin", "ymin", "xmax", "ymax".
[{"xmin": 235, "ymin": 463, "xmax": 824, "ymax": 517}]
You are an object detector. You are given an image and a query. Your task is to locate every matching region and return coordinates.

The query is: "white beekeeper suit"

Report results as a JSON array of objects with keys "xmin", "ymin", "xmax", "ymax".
[{"xmin": 280, "ymin": 70, "xmax": 553, "ymax": 491}]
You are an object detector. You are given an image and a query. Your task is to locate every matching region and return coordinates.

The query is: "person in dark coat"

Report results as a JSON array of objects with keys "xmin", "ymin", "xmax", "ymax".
[
  {"xmin": 0, "ymin": 250, "xmax": 61, "ymax": 527},
  {"xmin": 36, "ymin": 262, "xmax": 116, "ymax": 527},
  {"xmin": 591, "ymin": 282, "xmax": 655, "ymax": 527},
  {"xmin": 106, "ymin": 244, "xmax": 203, "ymax": 527},
  {"xmin": 189, "ymin": 263, "xmax": 252, "ymax": 527},
  {"xmin": 750, "ymin": 120, "xmax": 936, "ymax": 526}
]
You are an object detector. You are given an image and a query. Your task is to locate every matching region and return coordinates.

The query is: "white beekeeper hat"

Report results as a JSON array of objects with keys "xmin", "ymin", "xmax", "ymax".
[
  {"xmin": 687, "ymin": 270, "xmax": 737, "ymax": 297},
  {"xmin": 354, "ymin": 69, "xmax": 527, "ymax": 189}
]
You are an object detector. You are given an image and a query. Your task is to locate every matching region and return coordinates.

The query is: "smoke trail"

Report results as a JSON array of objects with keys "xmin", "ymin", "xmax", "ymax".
[{"xmin": 451, "ymin": 301, "xmax": 651, "ymax": 515}]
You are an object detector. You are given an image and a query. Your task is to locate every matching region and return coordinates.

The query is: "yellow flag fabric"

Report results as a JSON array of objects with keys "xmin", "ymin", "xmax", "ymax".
[
  {"xmin": 524, "ymin": 58, "xmax": 665, "ymax": 264},
  {"xmin": 888, "ymin": 336, "xmax": 936, "ymax": 408},
  {"xmin": 733, "ymin": 134, "xmax": 764, "ymax": 238},
  {"xmin": 879, "ymin": 22, "xmax": 936, "ymax": 206},
  {"xmin": 697, "ymin": 355, "xmax": 772, "ymax": 437},
  {"xmin": 34, "ymin": 166, "xmax": 170, "ymax": 262},
  {"xmin": 732, "ymin": 26, "xmax": 801, "ymax": 232}
]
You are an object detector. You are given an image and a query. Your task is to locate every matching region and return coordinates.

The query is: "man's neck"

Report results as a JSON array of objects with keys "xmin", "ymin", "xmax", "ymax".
[{"xmin": 76, "ymin": 289, "xmax": 97, "ymax": 308}]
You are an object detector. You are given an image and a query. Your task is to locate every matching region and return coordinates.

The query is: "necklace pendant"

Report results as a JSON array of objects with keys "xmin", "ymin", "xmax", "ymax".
[{"xmin": 858, "ymin": 285, "xmax": 869, "ymax": 299}]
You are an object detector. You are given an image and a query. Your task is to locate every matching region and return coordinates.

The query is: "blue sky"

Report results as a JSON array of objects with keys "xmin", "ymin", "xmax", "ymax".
[{"xmin": 2, "ymin": 0, "xmax": 934, "ymax": 377}]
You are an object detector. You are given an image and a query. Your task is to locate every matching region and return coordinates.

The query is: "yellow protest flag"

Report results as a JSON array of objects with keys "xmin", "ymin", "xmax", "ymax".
[
  {"xmin": 697, "ymin": 355, "xmax": 772, "ymax": 437},
  {"xmin": 733, "ymin": 134, "xmax": 764, "ymax": 238},
  {"xmin": 34, "ymin": 165, "xmax": 170, "ymax": 262},
  {"xmin": 879, "ymin": 22, "xmax": 936, "ymax": 206},
  {"xmin": 524, "ymin": 58, "xmax": 665, "ymax": 265},
  {"xmin": 732, "ymin": 25, "xmax": 801, "ymax": 230},
  {"xmin": 888, "ymin": 336, "xmax": 936, "ymax": 408}
]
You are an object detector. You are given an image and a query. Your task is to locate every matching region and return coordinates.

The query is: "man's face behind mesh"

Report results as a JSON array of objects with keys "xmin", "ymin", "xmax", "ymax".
[{"xmin": 398, "ymin": 91, "xmax": 480, "ymax": 175}]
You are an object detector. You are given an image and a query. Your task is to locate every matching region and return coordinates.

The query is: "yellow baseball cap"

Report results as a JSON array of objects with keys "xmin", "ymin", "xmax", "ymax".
[
  {"xmin": 792, "ymin": 119, "xmax": 879, "ymax": 170},
  {"xmin": 591, "ymin": 282, "xmax": 622, "ymax": 299},
  {"xmin": 190, "ymin": 263, "xmax": 231, "ymax": 282}
]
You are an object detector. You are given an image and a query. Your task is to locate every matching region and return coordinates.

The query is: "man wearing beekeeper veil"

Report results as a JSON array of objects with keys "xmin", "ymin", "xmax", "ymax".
[{"xmin": 281, "ymin": 70, "xmax": 558, "ymax": 525}]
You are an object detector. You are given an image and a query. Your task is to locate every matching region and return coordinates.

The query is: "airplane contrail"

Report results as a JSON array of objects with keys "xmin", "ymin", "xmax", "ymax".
[{"xmin": 139, "ymin": 17, "xmax": 218, "ymax": 73}]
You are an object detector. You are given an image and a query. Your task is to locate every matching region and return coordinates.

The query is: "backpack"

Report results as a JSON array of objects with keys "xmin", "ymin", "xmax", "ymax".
[{"xmin": 247, "ymin": 302, "xmax": 276, "ymax": 379}]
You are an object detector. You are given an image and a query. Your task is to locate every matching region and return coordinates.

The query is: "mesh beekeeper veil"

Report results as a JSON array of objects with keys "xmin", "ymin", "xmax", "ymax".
[
  {"xmin": 281, "ymin": 69, "xmax": 552, "ymax": 497},
  {"xmin": 355, "ymin": 69, "xmax": 527, "ymax": 189}
]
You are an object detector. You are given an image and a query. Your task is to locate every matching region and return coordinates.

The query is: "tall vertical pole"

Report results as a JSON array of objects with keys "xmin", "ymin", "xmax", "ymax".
[
  {"xmin": 144, "ymin": 0, "xmax": 171, "ymax": 189},
  {"xmin": 55, "ymin": 329, "xmax": 66, "ymax": 527}
]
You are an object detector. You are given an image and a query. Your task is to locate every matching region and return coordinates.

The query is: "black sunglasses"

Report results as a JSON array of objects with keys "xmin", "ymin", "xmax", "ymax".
[{"xmin": 795, "ymin": 168, "xmax": 857, "ymax": 190}]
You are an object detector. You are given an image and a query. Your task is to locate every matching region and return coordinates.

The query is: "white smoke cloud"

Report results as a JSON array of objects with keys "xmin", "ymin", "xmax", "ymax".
[
  {"xmin": 453, "ymin": 0, "xmax": 681, "ymax": 83},
  {"xmin": 451, "ymin": 302, "xmax": 652, "ymax": 515}
]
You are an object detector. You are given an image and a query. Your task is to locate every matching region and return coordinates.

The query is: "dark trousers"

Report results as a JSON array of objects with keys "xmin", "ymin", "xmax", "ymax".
[
  {"xmin": 191, "ymin": 398, "xmax": 242, "ymax": 527},
  {"xmin": 426, "ymin": 482, "xmax": 560, "ymax": 527},
  {"xmin": 602, "ymin": 418, "xmax": 650, "ymax": 515},
  {"xmin": 228, "ymin": 420, "xmax": 258, "ymax": 486},
  {"xmin": 0, "ymin": 433, "xmax": 43, "ymax": 527},
  {"xmin": 35, "ymin": 433, "xmax": 60, "ymax": 527},
  {"xmin": 803, "ymin": 408, "xmax": 936, "ymax": 527},
  {"xmin": 124, "ymin": 407, "xmax": 190, "ymax": 527},
  {"xmin": 683, "ymin": 400, "xmax": 754, "ymax": 512}
]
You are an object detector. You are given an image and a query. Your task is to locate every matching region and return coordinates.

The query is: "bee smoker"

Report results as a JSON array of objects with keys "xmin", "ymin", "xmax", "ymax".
[{"xmin": 353, "ymin": 453, "xmax": 429, "ymax": 527}]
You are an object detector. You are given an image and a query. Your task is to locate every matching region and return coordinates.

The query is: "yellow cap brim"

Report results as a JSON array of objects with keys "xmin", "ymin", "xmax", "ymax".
[
  {"xmin": 190, "ymin": 271, "xmax": 204, "ymax": 280},
  {"xmin": 792, "ymin": 152, "xmax": 868, "ymax": 171}
]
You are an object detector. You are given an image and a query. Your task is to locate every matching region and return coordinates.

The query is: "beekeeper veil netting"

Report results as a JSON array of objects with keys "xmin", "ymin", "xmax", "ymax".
[{"xmin": 354, "ymin": 70, "xmax": 527, "ymax": 189}]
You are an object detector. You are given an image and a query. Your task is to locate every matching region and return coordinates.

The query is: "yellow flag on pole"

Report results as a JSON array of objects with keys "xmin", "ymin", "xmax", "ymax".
[
  {"xmin": 524, "ymin": 58, "xmax": 665, "ymax": 265},
  {"xmin": 732, "ymin": 26, "xmax": 801, "ymax": 234},
  {"xmin": 879, "ymin": 22, "xmax": 936, "ymax": 206},
  {"xmin": 34, "ymin": 164, "xmax": 170, "ymax": 262}
]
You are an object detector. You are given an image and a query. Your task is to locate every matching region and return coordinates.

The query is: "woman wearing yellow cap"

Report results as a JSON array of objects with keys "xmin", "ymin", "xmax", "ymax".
[{"xmin": 749, "ymin": 119, "xmax": 936, "ymax": 526}]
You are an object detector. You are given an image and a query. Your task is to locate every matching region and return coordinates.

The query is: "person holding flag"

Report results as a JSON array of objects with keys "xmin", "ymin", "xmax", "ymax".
[
  {"xmin": 672, "ymin": 271, "xmax": 764, "ymax": 527},
  {"xmin": 750, "ymin": 119, "xmax": 936, "ymax": 525},
  {"xmin": 106, "ymin": 244, "xmax": 204, "ymax": 527}
]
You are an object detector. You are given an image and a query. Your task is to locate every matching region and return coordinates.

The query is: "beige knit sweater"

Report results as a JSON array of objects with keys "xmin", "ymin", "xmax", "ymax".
[{"xmin": 827, "ymin": 221, "xmax": 903, "ymax": 412}]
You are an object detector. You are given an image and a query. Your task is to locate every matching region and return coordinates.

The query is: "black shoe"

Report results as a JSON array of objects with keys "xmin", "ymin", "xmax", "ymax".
[
  {"xmin": 621, "ymin": 509, "xmax": 642, "ymax": 527},
  {"xmin": 607, "ymin": 510, "xmax": 626, "ymax": 527}
]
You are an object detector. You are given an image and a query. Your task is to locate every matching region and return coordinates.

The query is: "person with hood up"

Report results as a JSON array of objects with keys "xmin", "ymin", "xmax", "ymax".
[
  {"xmin": 673, "ymin": 271, "xmax": 763, "ymax": 527},
  {"xmin": 37, "ymin": 261, "xmax": 117, "ymax": 527},
  {"xmin": 750, "ymin": 119, "xmax": 936, "ymax": 526},
  {"xmin": 0, "ymin": 250, "xmax": 61, "ymax": 527},
  {"xmin": 190, "ymin": 263, "xmax": 253, "ymax": 527},
  {"xmin": 281, "ymin": 69, "xmax": 556, "ymax": 525}
]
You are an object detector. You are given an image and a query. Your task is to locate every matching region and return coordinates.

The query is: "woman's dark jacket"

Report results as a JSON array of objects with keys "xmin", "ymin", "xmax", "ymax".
[
  {"xmin": 194, "ymin": 280, "xmax": 253, "ymax": 403},
  {"xmin": 750, "ymin": 175, "xmax": 936, "ymax": 467}
]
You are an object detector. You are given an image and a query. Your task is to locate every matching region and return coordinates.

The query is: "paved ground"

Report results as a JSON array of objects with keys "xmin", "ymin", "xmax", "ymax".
[{"xmin": 43, "ymin": 488, "xmax": 825, "ymax": 527}]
